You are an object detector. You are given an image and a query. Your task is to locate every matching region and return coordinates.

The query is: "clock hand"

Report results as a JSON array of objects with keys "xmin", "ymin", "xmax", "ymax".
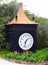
[{"xmin": 24, "ymin": 38, "xmax": 30, "ymax": 44}]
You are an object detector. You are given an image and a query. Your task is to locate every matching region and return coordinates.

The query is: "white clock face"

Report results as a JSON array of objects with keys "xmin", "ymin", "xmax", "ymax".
[{"xmin": 18, "ymin": 33, "xmax": 34, "ymax": 50}]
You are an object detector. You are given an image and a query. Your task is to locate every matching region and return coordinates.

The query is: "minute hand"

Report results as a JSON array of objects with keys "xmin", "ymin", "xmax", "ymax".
[{"xmin": 24, "ymin": 38, "xmax": 30, "ymax": 44}]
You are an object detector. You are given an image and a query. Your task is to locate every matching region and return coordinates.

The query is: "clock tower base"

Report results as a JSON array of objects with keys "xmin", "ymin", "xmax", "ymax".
[{"xmin": 6, "ymin": 24, "xmax": 37, "ymax": 52}]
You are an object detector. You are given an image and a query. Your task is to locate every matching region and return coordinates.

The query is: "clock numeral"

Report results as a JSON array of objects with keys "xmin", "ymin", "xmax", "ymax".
[
  {"xmin": 29, "ymin": 43, "xmax": 31, "ymax": 46},
  {"xmin": 27, "ymin": 45, "xmax": 29, "ymax": 47},
  {"xmin": 21, "ymin": 38, "xmax": 23, "ymax": 40},
  {"xmin": 24, "ymin": 45, "xmax": 26, "ymax": 48},
  {"xmin": 21, "ymin": 44, "xmax": 22, "ymax": 45},
  {"xmin": 25, "ymin": 35, "xmax": 27, "ymax": 37},
  {"xmin": 20, "ymin": 41, "xmax": 22, "ymax": 43}
]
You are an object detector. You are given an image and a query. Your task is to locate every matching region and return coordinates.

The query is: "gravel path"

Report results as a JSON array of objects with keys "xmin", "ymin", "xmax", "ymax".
[
  {"xmin": 0, "ymin": 58, "xmax": 25, "ymax": 65},
  {"xmin": 0, "ymin": 58, "xmax": 47, "ymax": 65}
]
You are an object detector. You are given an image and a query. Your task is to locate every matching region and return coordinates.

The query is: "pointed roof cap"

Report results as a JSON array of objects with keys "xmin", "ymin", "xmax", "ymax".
[{"xmin": 7, "ymin": 3, "xmax": 38, "ymax": 25}]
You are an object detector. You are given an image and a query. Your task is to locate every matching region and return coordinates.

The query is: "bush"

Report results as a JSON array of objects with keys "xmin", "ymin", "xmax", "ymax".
[
  {"xmin": 5, "ymin": 48, "xmax": 48, "ymax": 62},
  {"xmin": 36, "ymin": 18, "xmax": 48, "ymax": 49},
  {"xmin": 0, "ymin": 51, "xmax": 10, "ymax": 58},
  {"xmin": 6, "ymin": 52, "xmax": 15, "ymax": 59}
]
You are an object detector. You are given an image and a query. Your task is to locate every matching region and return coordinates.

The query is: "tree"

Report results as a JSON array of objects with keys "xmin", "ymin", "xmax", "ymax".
[{"xmin": 0, "ymin": 1, "xmax": 16, "ymax": 50}]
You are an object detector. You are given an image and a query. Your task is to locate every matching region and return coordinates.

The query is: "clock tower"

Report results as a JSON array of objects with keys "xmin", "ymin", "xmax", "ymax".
[{"xmin": 6, "ymin": 3, "xmax": 38, "ymax": 52}]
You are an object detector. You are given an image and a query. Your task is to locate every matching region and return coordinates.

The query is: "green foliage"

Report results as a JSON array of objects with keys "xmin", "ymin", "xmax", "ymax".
[
  {"xmin": 35, "ymin": 17, "xmax": 48, "ymax": 49},
  {"xmin": 0, "ymin": 51, "xmax": 10, "ymax": 58},
  {"xmin": 6, "ymin": 52, "xmax": 15, "ymax": 59},
  {"xmin": 5, "ymin": 48, "xmax": 48, "ymax": 62},
  {"xmin": 0, "ymin": 2, "xmax": 14, "ymax": 50}
]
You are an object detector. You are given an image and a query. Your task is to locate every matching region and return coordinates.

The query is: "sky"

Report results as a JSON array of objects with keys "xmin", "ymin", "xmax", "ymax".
[
  {"xmin": 17, "ymin": 0, "xmax": 48, "ymax": 18},
  {"xmin": 1, "ymin": 0, "xmax": 48, "ymax": 18}
]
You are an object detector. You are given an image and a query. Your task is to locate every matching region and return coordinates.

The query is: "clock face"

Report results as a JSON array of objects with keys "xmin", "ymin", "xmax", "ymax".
[{"xmin": 18, "ymin": 33, "xmax": 34, "ymax": 50}]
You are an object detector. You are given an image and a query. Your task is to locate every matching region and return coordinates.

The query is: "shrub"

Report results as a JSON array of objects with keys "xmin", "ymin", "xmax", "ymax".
[
  {"xmin": 6, "ymin": 52, "xmax": 15, "ymax": 59},
  {"xmin": 5, "ymin": 48, "xmax": 48, "ymax": 62},
  {"xmin": 0, "ymin": 51, "xmax": 10, "ymax": 58},
  {"xmin": 15, "ymin": 53, "xmax": 26, "ymax": 60}
]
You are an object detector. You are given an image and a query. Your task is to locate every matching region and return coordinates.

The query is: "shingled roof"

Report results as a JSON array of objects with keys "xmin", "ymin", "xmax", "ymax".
[{"xmin": 7, "ymin": 3, "xmax": 38, "ymax": 24}]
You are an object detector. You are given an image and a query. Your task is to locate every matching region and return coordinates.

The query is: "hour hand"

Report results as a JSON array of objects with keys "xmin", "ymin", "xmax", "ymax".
[{"xmin": 24, "ymin": 38, "xmax": 30, "ymax": 44}]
